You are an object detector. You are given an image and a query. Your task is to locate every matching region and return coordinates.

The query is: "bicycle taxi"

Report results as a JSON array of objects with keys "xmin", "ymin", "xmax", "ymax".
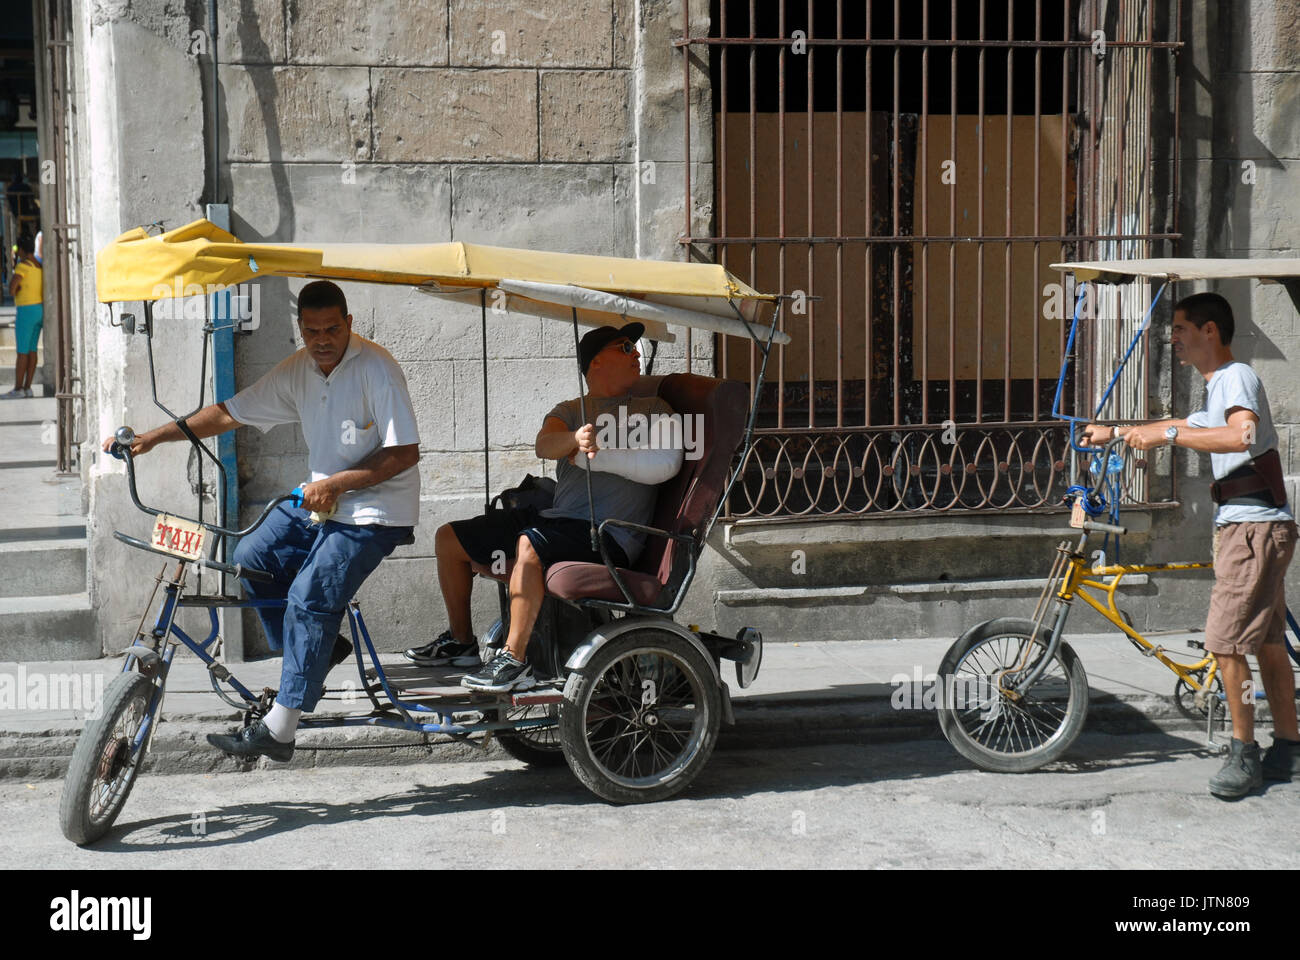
[
  {"xmin": 936, "ymin": 257, "xmax": 1300, "ymax": 772},
  {"xmin": 60, "ymin": 220, "xmax": 788, "ymax": 844}
]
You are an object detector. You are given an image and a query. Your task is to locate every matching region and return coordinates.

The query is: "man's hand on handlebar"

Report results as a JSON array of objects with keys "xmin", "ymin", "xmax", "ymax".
[
  {"xmin": 297, "ymin": 478, "xmax": 341, "ymax": 514},
  {"xmin": 1079, "ymin": 423, "xmax": 1115, "ymax": 448},
  {"xmin": 101, "ymin": 430, "xmax": 158, "ymax": 458}
]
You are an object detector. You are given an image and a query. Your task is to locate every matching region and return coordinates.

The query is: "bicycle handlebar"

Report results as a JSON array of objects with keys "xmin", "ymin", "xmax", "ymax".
[
  {"xmin": 109, "ymin": 425, "xmax": 298, "ymax": 539},
  {"xmin": 1076, "ymin": 434, "xmax": 1127, "ymax": 501}
]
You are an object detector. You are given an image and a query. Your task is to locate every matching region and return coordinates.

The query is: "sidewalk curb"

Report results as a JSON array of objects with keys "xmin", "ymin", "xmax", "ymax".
[{"xmin": 0, "ymin": 689, "xmax": 1221, "ymax": 782}]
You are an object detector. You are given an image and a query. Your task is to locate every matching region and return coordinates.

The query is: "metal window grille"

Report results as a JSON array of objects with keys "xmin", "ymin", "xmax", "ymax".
[{"xmin": 679, "ymin": 0, "xmax": 1181, "ymax": 521}]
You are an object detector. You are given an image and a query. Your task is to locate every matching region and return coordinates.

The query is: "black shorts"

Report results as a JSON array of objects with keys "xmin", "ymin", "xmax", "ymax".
[{"xmin": 449, "ymin": 506, "xmax": 630, "ymax": 570}]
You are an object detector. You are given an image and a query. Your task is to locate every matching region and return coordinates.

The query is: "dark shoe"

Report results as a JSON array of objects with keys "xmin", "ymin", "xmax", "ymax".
[
  {"xmin": 405, "ymin": 629, "xmax": 480, "ymax": 668},
  {"xmin": 461, "ymin": 651, "xmax": 535, "ymax": 692},
  {"xmin": 1208, "ymin": 738, "xmax": 1263, "ymax": 798},
  {"xmin": 328, "ymin": 633, "xmax": 354, "ymax": 669},
  {"xmin": 1262, "ymin": 736, "xmax": 1300, "ymax": 782},
  {"xmin": 206, "ymin": 720, "xmax": 295, "ymax": 762}
]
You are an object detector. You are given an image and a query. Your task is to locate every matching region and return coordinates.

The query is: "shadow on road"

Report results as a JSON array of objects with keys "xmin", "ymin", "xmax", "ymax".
[{"xmin": 84, "ymin": 727, "xmax": 1227, "ymax": 852}]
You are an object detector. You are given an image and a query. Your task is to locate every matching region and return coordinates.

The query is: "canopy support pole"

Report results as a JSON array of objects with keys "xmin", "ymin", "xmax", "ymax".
[
  {"xmin": 480, "ymin": 289, "xmax": 490, "ymax": 512},
  {"xmin": 571, "ymin": 307, "xmax": 598, "ymax": 552},
  {"xmin": 703, "ymin": 299, "xmax": 781, "ymax": 541}
]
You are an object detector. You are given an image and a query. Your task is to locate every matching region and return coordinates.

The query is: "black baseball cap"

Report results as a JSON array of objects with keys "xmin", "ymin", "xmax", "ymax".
[{"xmin": 578, "ymin": 322, "xmax": 645, "ymax": 376}]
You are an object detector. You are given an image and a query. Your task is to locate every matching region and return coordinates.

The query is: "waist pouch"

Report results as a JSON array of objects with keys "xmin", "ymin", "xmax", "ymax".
[{"xmin": 1210, "ymin": 447, "xmax": 1287, "ymax": 508}]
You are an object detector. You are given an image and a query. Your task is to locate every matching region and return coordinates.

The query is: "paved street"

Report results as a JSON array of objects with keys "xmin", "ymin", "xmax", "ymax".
[{"xmin": 7, "ymin": 731, "xmax": 1298, "ymax": 869}]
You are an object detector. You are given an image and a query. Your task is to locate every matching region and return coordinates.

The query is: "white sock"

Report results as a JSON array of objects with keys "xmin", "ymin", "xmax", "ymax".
[{"xmin": 263, "ymin": 702, "xmax": 302, "ymax": 743}]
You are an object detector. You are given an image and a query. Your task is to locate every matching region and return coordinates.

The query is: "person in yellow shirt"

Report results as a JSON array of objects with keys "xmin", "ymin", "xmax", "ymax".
[{"xmin": 4, "ymin": 235, "xmax": 41, "ymax": 399}]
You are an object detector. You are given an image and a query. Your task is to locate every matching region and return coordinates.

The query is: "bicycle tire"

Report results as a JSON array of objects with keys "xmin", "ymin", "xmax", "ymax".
[
  {"xmin": 59, "ymin": 672, "xmax": 156, "ymax": 845},
  {"xmin": 937, "ymin": 617, "xmax": 1089, "ymax": 773}
]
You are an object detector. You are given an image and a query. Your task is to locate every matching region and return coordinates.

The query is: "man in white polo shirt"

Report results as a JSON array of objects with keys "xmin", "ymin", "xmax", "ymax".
[{"xmin": 101, "ymin": 280, "xmax": 420, "ymax": 761}]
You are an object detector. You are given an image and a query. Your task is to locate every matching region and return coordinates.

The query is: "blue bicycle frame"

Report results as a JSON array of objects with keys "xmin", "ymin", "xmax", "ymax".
[
  {"xmin": 1051, "ymin": 279, "xmax": 1169, "ymax": 454},
  {"xmin": 121, "ymin": 562, "xmax": 559, "ymax": 750}
]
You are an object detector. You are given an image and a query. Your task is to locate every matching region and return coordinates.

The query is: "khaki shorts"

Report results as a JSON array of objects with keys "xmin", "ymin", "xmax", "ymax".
[{"xmin": 1205, "ymin": 520, "xmax": 1298, "ymax": 656}]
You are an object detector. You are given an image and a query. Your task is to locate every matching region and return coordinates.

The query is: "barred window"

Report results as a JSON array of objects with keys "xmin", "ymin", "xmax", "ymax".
[{"xmin": 678, "ymin": 0, "xmax": 1181, "ymax": 520}]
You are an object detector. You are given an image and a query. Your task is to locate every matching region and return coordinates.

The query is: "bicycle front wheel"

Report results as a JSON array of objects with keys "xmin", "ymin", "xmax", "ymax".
[
  {"xmin": 59, "ymin": 672, "xmax": 156, "ymax": 845},
  {"xmin": 937, "ymin": 617, "xmax": 1089, "ymax": 773}
]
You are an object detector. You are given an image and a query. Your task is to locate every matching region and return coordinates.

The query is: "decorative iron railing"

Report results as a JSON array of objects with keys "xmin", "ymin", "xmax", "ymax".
[{"xmin": 725, "ymin": 422, "xmax": 1161, "ymax": 519}]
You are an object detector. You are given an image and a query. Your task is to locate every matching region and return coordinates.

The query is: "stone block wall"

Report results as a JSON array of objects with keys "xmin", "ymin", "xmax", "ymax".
[
  {"xmin": 70, "ymin": 0, "xmax": 715, "ymax": 655},
  {"xmin": 210, "ymin": 0, "xmax": 711, "ymax": 652}
]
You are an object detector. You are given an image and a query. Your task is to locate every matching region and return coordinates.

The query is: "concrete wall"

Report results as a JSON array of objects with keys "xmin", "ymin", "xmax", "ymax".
[{"xmin": 76, "ymin": 7, "xmax": 222, "ymax": 652}]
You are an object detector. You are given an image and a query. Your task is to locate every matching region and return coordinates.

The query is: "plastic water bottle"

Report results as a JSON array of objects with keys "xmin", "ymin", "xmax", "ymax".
[{"xmin": 1089, "ymin": 452, "xmax": 1124, "ymax": 477}]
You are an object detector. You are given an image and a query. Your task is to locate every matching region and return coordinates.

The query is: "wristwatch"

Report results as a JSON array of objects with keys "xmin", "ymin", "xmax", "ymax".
[{"xmin": 1164, "ymin": 425, "xmax": 1179, "ymax": 446}]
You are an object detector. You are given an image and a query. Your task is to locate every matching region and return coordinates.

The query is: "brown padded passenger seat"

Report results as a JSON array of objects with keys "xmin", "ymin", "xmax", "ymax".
[{"xmin": 470, "ymin": 373, "xmax": 748, "ymax": 608}]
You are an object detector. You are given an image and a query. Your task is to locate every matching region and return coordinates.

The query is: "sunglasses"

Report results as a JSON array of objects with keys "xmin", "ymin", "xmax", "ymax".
[{"xmin": 603, "ymin": 339, "xmax": 637, "ymax": 356}]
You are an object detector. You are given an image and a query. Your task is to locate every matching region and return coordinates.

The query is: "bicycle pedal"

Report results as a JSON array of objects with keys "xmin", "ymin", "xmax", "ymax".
[{"xmin": 1186, "ymin": 637, "xmax": 1206, "ymax": 651}]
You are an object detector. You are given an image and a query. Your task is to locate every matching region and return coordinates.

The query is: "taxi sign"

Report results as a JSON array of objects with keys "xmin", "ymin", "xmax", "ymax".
[{"xmin": 150, "ymin": 513, "xmax": 207, "ymax": 561}]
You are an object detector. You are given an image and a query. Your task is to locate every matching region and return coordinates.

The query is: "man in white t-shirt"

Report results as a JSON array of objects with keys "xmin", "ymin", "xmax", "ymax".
[
  {"xmin": 1083, "ymin": 292, "xmax": 1297, "ymax": 798},
  {"xmin": 101, "ymin": 280, "xmax": 420, "ymax": 761}
]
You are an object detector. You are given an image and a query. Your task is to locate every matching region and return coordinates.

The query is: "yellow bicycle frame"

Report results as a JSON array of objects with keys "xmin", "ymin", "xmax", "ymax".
[{"xmin": 1057, "ymin": 554, "xmax": 1219, "ymax": 693}]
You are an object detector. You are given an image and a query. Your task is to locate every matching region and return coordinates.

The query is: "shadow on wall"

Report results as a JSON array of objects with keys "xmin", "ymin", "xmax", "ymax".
[{"xmin": 228, "ymin": 0, "xmax": 294, "ymax": 241}]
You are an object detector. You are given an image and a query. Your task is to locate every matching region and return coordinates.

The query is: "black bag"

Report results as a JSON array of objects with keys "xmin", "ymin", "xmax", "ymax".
[{"xmin": 493, "ymin": 473, "xmax": 557, "ymax": 514}]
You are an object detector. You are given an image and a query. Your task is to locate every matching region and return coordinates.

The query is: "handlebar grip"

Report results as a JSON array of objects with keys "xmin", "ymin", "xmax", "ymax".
[
  {"xmin": 290, "ymin": 486, "xmax": 304, "ymax": 508},
  {"xmin": 232, "ymin": 563, "xmax": 276, "ymax": 584},
  {"xmin": 1082, "ymin": 520, "xmax": 1127, "ymax": 535}
]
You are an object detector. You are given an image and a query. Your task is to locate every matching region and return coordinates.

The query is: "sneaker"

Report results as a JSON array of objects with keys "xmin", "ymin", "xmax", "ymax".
[
  {"xmin": 461, "ymin": 651, "xmax": 535, "ymax": 692},
  {"xmin": 404, "ymin": 629, "xmax": 480, "ymax": 668},
  {"xmin": 205, "ymin": 720, "xmax": 295, "ymax": 762},
  {"xmin": 1208, "ymin": 737, "xmax": 1264, "ymax": 798},
  {"xmin": 1262, "ymin": 736, "xmax": 1300, "ymax": 782},
  {"xmin": 0, "ymin": 389, "xmax": 22, "ymax": 400},
  {"xmin": 22, "ymin": 387, "xmax": 32, "ymax": 398}
]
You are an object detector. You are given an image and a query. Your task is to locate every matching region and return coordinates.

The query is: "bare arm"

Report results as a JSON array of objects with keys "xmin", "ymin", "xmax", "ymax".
[
  {"xmin": 1173, "ymin": 408, "xmax": 1257, "ymax": 454},
  {"xmin": 100, "ymin": 401, "xmax": 243, "ymax": 456},
  {"xmin": 536, "ymin": 415, "xmax": 584, "ymax": 460},
  {"xmin": 299, "ymin": 443, "xmax": 420, "ymax": 513},
  {"xmin": 1082, "ymin": 410, "xmax": 1257, "ymax": 454}
]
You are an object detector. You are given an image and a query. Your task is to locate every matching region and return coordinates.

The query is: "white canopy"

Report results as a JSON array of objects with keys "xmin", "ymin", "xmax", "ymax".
[
  {"xmin": 494, "ymin": 279, "xmax": 791, "ymax": 345},
  {"xmin": 1052, "ymin": 258, "xmax": 1300, "ymax": 284}
]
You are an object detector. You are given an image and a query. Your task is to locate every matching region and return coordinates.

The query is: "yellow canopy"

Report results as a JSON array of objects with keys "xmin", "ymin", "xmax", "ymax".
[{"xmin": 96, "ymin": 219, "xmax": 787, "ymax": 344}]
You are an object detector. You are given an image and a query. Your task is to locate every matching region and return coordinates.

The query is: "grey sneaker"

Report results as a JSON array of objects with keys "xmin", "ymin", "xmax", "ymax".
[
  {"xmin": 1262, "ymin": 736, "xmax": 1300, "ymax": 782},
  {"xmin": 22, "ymin": 387, "xmax": 32, "ymax": 398},
  {"xmin": 461, "ymin": 651, "xmax": 535, "ymax": 692},
  {"xmin": 1209, "ymin": 738, "xmax": 1263, "ymax": 798},
  {"xmin": 0, "ymin": 388, "xmax": 23, "ymax": 400}
]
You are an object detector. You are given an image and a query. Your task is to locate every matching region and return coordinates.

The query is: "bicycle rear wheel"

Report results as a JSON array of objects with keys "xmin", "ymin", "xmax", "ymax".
[{"xmin": 937, "ymin": 617, "xmax": 1089, "ymax": 773}]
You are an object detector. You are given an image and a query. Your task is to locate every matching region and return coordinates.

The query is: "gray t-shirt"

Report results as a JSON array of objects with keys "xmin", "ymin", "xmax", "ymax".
[
  {"xmin": 541, "ymin": 393, "xmax": 676, "ymax": 564},
  {"xmin": 1185, "ymin": 361, "xmax": 1292, "ymax": 525}
]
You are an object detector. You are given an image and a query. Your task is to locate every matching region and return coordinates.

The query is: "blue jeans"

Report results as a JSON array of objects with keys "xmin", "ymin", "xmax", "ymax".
[{"xmin": 233, "ymin": 504, "xmax": 413, "ymax": 711}]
